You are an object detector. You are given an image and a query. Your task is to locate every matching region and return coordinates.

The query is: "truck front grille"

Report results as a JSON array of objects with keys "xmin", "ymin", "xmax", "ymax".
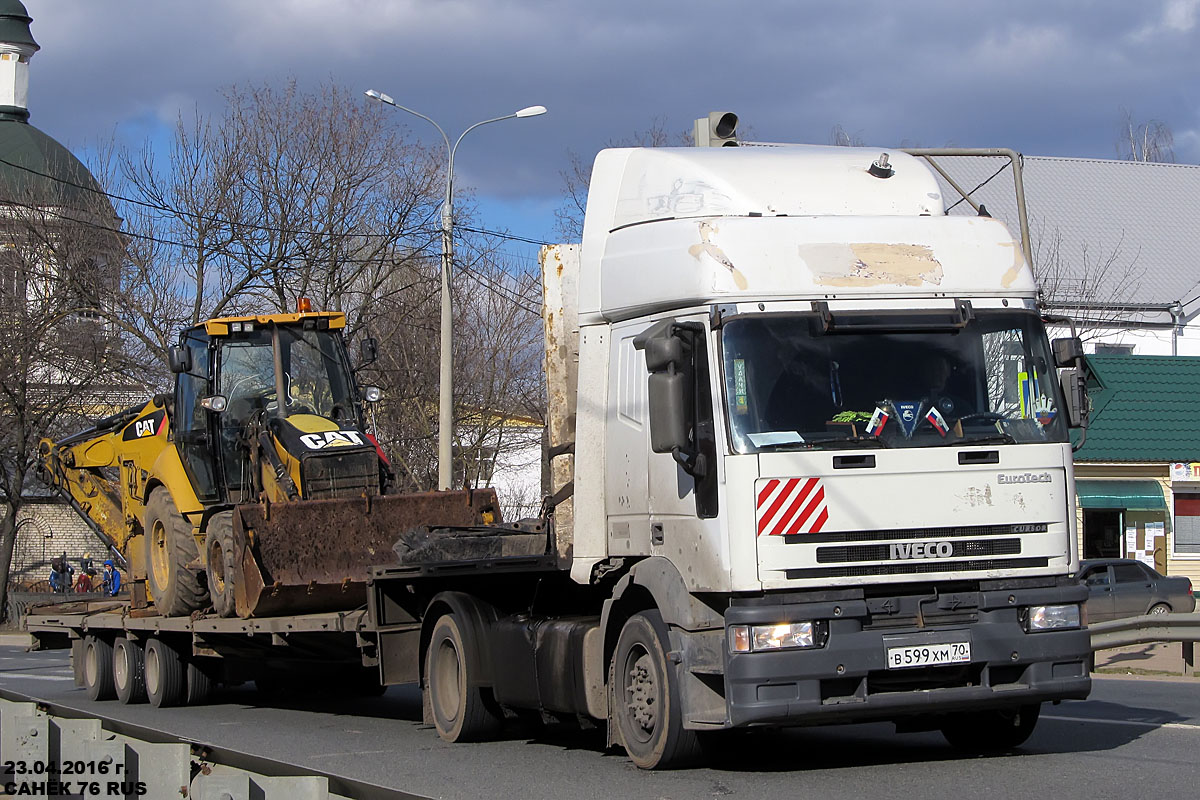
[
  {"xmin": 785, "ymin": 557, "xmax": 1049, "ymax": 580},
  {"xmin": 783, "ymin": 522, "xmax": 1048, "ymax": 545},
  {"xmin": 816, "ymin": 538, "xmax": 1022, "ymax": 564}
]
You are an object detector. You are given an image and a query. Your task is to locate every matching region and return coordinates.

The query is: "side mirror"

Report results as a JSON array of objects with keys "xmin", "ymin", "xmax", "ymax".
[
  {"xmin": 1052, "ymin": 337, "xmax": 1084, "ymax": 368},
  {"xmin": 360, "ymin": 337, "xmax": 378, "ymax": 367},
  {"xmin": 634, "ymin": 319, "xmax": 707, "ymax": 477},
  {"xmin": 647, "ymin": 373, "xmax": 689, "ymax": 453},
  {"xmin": 1059, "ymin": 368, "xmax": 1087, "ymax": 428},
  {"xmin": 169, "ymin": 346, "xmax": 191, "ymax": 374}
]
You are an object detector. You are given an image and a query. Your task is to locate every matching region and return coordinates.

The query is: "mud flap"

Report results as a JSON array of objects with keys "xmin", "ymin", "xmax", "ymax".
[{"xmin": 230, "ymin": 490, "xmax": 500, "ymax": 618}]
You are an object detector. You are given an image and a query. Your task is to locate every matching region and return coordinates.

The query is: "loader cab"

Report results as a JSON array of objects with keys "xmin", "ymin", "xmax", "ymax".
[{"xmin": 171, "ymin": 311, "xmax": 373, "ymax": 505}]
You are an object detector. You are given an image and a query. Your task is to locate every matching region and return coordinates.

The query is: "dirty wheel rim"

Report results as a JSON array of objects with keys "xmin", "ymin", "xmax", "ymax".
[
  {"xmin": 150, "ymin": 519, "xmax": 169, "ymax": 585},
  {"xmin": 114, "ymin": 644, "xmax": 128, "ymax": 689},
  {"xmin": 84, "ymin": 643, "xmax": 98, "ymax": 688},
  {"xmin": 432, "ymin": 636, "xmax": 462, "ymax": 725},
  {"xmin": 1151, "ymin": 604, "xmax": 1170, "ymax": 615},
  {"xmin": 210, "ymin": 541, "xmax": 226, "ymax": 594},
  {"xmin": 145, "ymin": 645, "xmax": 160, "ymax": 696},
  {"xmin": 622, "ymin": 645, "xmax": 658, "ymax": 744}
]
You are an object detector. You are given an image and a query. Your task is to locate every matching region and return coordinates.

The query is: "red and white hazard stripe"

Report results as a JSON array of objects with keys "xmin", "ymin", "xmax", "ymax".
[{"xmin": 756, "ymin": 477, "xmax": 829, "ymax": 536}]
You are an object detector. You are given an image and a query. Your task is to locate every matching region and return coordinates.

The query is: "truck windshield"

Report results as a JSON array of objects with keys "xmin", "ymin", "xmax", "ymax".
[{"xmin": 720, "ymin": 309, "xmax": 1068, "ymax": 452}]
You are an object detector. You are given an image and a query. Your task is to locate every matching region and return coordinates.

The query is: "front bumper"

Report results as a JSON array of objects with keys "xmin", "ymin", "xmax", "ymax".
[{"xmin": 723, "ymin": 580, "xmax": 1091, "ymax": 728}]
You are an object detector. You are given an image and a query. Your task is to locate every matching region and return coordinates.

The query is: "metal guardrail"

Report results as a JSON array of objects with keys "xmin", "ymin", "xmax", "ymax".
[
  {"xmin": 0, "ymin": 690, "xmax": 428, "ymax": 800},
  {"xmin": 1089, "ymin": 611, "xmax": 1199, "ymax": 675}
]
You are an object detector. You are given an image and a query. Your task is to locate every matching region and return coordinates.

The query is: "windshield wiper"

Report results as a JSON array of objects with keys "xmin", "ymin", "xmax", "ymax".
[
  {"xmin": 809, "ymin": 435, "xmax": 891, "ymax": 449},
  {"xmin": 947, "ymin": 433, "xmax": 1018, "ymax": 446}
]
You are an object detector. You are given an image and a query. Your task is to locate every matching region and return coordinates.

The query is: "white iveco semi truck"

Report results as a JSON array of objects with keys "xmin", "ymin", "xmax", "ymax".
[{"xmin": 28, "ymin": 144, "xmax": 1093, "ymax": 771}]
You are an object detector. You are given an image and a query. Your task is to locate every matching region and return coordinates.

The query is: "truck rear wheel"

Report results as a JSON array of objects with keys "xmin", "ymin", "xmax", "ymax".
[
  {"xmin": 611, "ymin": 610, "xmax": 701, "ymax": 770},
  {"xmin": 187, "ymin": 660, "xmax": 216, "ymax": 705},
  {"xmin": 425, "ymin": 613, "xmax": 502, "ymax": 742},
  {"xmin": 82, "ymin": 635, "xmax": 115, "ymax": 701},
  {"xmin": 145, "ymin": 637, "xmax": 187, "ymax": 708},
  {"xmin": 113, "ymin": 637, "xmax": 147, "ymax": 704},
  {"xmin": 145, "ymin": 487, "xmax": 208, "ymax": 617},
  {"xmin": 940, "ymin": 703, "xmax": 1041, "ymax": 752},
  {"xmin": 205, "ymin": 511, "xmax": 239, "ymax": 618}
]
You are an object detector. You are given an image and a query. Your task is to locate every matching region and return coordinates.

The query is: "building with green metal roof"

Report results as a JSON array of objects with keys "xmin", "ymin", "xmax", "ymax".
[{"xmin": 1073, "ymin": 354, "xmax": 1200, "ymax": 590}]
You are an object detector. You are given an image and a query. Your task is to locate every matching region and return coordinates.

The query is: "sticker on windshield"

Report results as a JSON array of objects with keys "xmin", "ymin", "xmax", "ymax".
[
  {"xmin": 1032, "ymin": 395, "xmax": 1056, "ymax": 427},
  {"xmin": 733, "ymin": 358, "xmax": 748, "ymax": 414},
  {"xmin": 894, "ymin": 401, "xmax": 922, "ymax": 437},
  {"xmin": 865, "ymin": 406, "xmax": 889, "ymax": 436},
  {"xmin": 925, "ymin": 405, "xmax": 949, "ymax": 436}
]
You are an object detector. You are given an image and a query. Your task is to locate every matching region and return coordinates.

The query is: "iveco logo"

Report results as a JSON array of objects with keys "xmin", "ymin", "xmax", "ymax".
[
  {"xmin": 890, "ymin": 541, "xmax": 954, "ymax": 560},
  {"xmin": 997, "ymin": 472, "xmax": 1053, "ymax": 485}
]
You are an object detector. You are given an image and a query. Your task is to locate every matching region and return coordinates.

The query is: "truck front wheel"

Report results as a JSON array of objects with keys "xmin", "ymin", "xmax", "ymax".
[
  {"xmin": 940, "ymin": 703, "xmax": 1041, "ymax": 752},
  {"xmin": 611, "ymin": 610, "xmax": 701, "ymax": 769},
  {"xmin": 144, "ymin": 487, "xmax": 208, "ymax": 616},
  {"xmin": 424, "ymin": 613, "xmax": 501, "ymax": 742}
]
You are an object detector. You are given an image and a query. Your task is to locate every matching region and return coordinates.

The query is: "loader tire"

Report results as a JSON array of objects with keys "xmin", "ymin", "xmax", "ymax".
[
  {"xmin": 205, "ymin": 511, "xmax": 239, "ymax": 618},
  {"xmin": 144, "ymin": 487, "xmax": 208, "ymax": 616}
]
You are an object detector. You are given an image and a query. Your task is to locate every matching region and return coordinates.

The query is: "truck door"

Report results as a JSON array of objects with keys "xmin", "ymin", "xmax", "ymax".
[{"xmin": 173, "ymin": 331, "xmax": 220, "ymax": 503}]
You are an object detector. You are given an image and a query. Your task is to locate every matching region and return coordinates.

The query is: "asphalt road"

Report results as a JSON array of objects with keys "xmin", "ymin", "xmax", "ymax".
[{"xmin": 2, "ymin": 642, "xmax": 1198, "ymax": 800}]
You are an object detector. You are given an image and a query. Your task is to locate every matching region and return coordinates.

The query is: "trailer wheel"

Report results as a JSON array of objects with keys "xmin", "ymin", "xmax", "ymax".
[
  {"xmin": 145, "ymin": 638, "xmax": 187, "ymax": 708},
  {"xmin": 145, "ymin": 487, "xmax": 209, "ymax": 616},
  {"xmin": 611, "ymin": 610, "xmax": 701, "ymax": 769},
  {"xmin": 425, "ymin": 613, "xmax": 501, "ymax": 742},
  {"xmin": 187, "ymin": 659, "xmax": 216, "ymax": 705},
  {"xmin": 113, "ymin": 637, "xmax": 147, "ymax": 704},
  {"xmin": 205, "ymin": 511, "xmax": 239, "ymax": 618},
  {"xmin": 941, "ymin": 703, "xmax": 1041, "ymax": 752},
  {"xmin": 82, "ymin": 636, "xmax": 115, "ymax": 701}
]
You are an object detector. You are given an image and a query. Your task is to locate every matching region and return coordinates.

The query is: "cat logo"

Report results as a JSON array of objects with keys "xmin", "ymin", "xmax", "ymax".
[
  {"xmin": 299, "ymin": 430, "xmax": 366, "ymax": 450},
  {"xmin": 134, "ymin": 419, "xmax": 160, "ymax": 438}
]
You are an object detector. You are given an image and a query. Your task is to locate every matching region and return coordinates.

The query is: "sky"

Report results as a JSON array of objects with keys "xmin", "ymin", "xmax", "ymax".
[{"xmin": 19, "ymin": 0, "xmax": 1200, "ymax": 262}]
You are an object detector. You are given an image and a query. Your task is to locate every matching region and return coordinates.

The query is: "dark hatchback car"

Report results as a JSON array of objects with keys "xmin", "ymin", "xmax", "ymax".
[{"xmin": 1075, "ymin": 559, "xmax": 1195, "ymax": 622}]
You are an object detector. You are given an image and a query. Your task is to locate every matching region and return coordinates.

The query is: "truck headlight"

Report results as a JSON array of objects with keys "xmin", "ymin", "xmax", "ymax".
[
  {"xmin": 728, "ymin": 622, "xmax": 815, "ymax": 653},
  {"xmin": 1025, "ymin": 604, "xmax": 1081, "ymax": 631}
]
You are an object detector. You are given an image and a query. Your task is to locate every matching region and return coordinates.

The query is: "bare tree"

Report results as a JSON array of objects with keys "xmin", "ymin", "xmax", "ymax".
[
  {"xmin": 1116, "ymin": 107, "xmax": 1175, "ymax": 163},
  {"xmin": 554, "ymin": 117, "xmax": 693, "ymax": 241},
  {"xmin": 829, "ymin": 124, "xmax": 866, "ymax": 147},
  {"xmin": 1031, "ymin": 217, "xmax": 1146, "ymax": 339},
  {"xmin": 0, "ymin": 183, "xmax": 127, "ymax": 611}
]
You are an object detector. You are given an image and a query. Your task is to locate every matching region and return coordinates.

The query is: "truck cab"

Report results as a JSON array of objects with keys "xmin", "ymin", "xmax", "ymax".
[{"xmin": 550, "ymin": 145, "xmax": 1090, "ymax": 760}]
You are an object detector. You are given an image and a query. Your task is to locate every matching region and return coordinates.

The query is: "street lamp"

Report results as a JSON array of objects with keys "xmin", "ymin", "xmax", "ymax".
[{"xmin": 364, "ymin": 89, "xmax": 546, "ymax": 491}]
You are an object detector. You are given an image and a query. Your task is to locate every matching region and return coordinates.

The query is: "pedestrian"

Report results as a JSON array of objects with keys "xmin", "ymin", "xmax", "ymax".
[
  {"xmin": 75, "ymin": 569, "xmax": 94, "ymax": 593},
  {"xmin": 101, "ymin": 560, "xmax": 121, "ymax": 597},
  {"xmin": 49, "ymin": 557, "xmax": 74, "ymax": 593}
]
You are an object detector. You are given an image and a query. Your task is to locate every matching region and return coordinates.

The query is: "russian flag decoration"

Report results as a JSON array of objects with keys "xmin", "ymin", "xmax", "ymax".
[
  {"xmin": 865, "ymin": 405, "xmax": 889, "ymax": 436},
  {"xmin": 926, "ymin": 405, "xmax": 949, "ymax": 436}
]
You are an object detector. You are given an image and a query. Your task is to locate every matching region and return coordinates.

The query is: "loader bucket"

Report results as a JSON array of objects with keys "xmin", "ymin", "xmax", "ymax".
[{"xmin": 229, "ymin": 489, "xmax": 500, "ymax": 618}]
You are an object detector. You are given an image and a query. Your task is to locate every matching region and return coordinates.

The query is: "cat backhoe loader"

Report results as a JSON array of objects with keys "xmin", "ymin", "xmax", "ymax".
[{"xmin": 40, "ymin": 305, "xmax": 498, "ymax": 618}]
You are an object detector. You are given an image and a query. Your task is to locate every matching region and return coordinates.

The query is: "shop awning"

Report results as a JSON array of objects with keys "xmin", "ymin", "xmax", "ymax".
[{"xmin": 1075, "ymin": 479, "xmax": 1166, "ymax": 511}]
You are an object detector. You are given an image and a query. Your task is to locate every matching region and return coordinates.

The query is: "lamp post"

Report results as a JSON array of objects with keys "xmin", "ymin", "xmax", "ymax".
[{"xmin": 364, "ymin": 89, "xmax": 546, "ymax": 491}]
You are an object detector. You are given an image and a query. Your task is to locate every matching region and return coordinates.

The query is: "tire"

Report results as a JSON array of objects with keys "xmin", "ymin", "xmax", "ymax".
[
  {"xmin": 144, "ymin": 487, "xmax": 208, "ymax": 616},
  {"xmin": 187, "ymin": 659, "xmax": 216, "ymax": 705},
  {"xmin": 424, "ymin": 613, "xmax": 502, "ymax": 742},
  {"xmin": 113, "ymin": 637, "xmax": 147, "ymax": 704},
  {"xmin": 941, "ymin": 703, "xmax": 1042, "ymax": 753},
  {"xmin": 611, "ymin": 610, "xmax": 701, "ymax": 769},
  {"xmin": 205, "ymin": 511, "xmax": 239, "ymax": 618},
  {"xmin": 145, "ymin": 637, "xmax": 187, "ymax": 708},
  {"xmin": 1149, "ymin": 603, "xmax": 1171, "ymax": 615},
  {"xmin": 82, "ymin": 636, "xmax": 115, "ymax": 701}
]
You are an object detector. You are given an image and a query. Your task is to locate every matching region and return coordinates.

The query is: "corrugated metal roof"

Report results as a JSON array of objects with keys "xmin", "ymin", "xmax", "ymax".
[
  {"xmin": 922, "ymin": 155, "xmax": 1200, "ymax": 309},
  {"xmin": 1074, "ymin": 354, "xmax": 1200, "ymax": 462}
]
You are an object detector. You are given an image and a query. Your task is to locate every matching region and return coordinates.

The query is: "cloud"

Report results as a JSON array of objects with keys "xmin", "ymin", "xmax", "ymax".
[{"xmin": 1128, "ymin": 0, "xmax": 1199, "ymax": 41}]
